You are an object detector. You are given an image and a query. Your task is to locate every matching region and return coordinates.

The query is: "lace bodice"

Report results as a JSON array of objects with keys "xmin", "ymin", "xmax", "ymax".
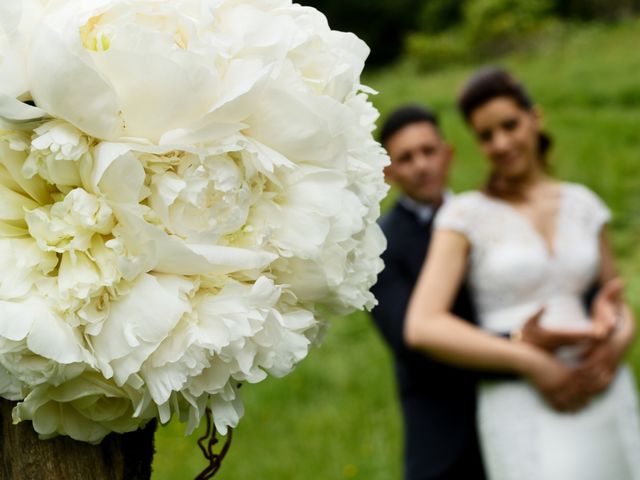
[{"xmin": 435, "ymin": 182, "xmax": 610, "ymax": 334}]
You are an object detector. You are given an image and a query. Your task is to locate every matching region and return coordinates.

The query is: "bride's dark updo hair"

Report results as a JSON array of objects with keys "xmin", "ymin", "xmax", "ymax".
[{"xmin": 457, "ymin": 67, "xmax": 553, "ymax": 198}]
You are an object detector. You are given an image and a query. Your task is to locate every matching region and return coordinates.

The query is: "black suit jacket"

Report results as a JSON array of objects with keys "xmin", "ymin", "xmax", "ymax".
[{"xmin": 370, "ymin": 201, "xmax": 486, "ymax": 480}]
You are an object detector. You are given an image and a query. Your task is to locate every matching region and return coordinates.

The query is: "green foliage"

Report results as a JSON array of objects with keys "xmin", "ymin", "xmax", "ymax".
[
  {"xmin": 464, "ymin": 0, "xmax": 554, "ymax": 55},
  {"xmin": 153, "ymin": 20, "xmax": 640, "ymax": 479},
  {"xmin": 553, "ymin": 0, "xmax": 640, "ymax": 20},
  {"xmin": 406, "ymin": 0, "xmax": 561, "ymax": 71},
  {"xmin": 405, "ymin": 30, "xmax": 469, "ymax": 71},
  {"xmin": 418, "ymin": 0, "xmax": 466, "ymax": 34}
]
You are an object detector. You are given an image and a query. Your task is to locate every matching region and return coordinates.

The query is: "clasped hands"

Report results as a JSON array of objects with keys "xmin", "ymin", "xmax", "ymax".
[{"xmin": 518, "ymin": 278, "xmax": 632, "ymax": 412}]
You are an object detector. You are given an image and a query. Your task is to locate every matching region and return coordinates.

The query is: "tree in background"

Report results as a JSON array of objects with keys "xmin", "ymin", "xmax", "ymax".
[
  {"xmin": 301, "ymin": 0, "xmax": 640, "ymax": 67},
  {"xmin": 299, "ymin": 0, "xmax": 422, "ymax": 66},
  {"xmin": 553, "ymin": 0, "xmax": 640, "ymax": 20}
]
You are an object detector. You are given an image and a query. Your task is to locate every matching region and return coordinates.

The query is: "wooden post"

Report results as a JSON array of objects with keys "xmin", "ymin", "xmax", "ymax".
[{"xmin": 0, "ymin": 398, "xmax": 156, "ymax": 480}]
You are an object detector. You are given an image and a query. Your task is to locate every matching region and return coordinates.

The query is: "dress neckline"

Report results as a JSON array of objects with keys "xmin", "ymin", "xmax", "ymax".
[{"xmin": 479, "ymin": 183, "xmax": 566, "ymax": 258}]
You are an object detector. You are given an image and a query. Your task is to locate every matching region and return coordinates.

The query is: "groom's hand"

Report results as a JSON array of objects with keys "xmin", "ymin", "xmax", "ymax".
[
  {"xmin": 517, "ymin": 278, "xmax": 624, "ymax": 352},
  {"xmin": 590, "ymin": 277, "xmax": 625, "ymax": 339},
  {"xmin": 517, "ymin": 309, "xmax": 597, "ymax": 352},
  {"xmin": 577, "ymin": 303, "xmax": 634, "ymax": 395},
  {"xmin": 573, "ymin": 278, "xmax": 630, "ymax": 394},
  {"xmin": 521, "ymin": 279, "xmax": 630, "ymax": 409}
]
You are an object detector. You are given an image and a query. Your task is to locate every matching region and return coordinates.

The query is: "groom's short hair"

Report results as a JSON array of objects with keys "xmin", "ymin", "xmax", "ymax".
[{"xmin": 379, "ymin": 105, "xmax": 440, "ymax": 147}]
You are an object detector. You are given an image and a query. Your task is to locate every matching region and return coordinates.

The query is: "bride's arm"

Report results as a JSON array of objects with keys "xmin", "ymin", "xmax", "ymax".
[
  {"xmin": 405, "ymin": 229, "xmax": 549, "ymax": 373},
  {"xmin": 404, "ymin": 229, "xmax": 593, "ymax": 411},
  {"xmin": 595, "ymin": 228, "xmax": 635, "ymax": 347},
  {"xmin": 598, "ymin": 229, "xmax": 621, "ymax": 284},
  {"xmin": 576, "ymin": 229, "xmax": 637, "ymax": 393}
]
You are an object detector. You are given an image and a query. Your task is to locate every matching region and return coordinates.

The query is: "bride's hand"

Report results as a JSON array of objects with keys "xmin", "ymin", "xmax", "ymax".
[{"xmin": 524, "ymin": 349, "xmax": 591, "ymax": 412}]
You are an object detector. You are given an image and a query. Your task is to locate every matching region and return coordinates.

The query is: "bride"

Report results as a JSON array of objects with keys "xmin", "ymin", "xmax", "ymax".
[{"xmin": 404, "ymin": 67, "xmax": 640, "ymax": 479}]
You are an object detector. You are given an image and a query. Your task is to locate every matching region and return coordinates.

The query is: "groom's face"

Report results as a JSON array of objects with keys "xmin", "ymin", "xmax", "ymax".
[{"xmin": 384, "ymin": 121, "xmax": 452, "ymax": 205}]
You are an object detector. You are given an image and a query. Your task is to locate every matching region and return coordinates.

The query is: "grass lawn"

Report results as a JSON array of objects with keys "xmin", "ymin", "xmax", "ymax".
[{"xmin": 153, "ymin": 19, "xmax": 640, "ymax": 479}]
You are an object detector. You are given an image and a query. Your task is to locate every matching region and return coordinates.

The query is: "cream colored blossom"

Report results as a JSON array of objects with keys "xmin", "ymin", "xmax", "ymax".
[
  {"xmin": 22, "ymin": 120, "xmax": 91, "ymax": 188},
  {"xmin": 25, "ymin": 188, "xmax": 115, "ymax": 253},
  {"xmin": 0, "ymin": 0, "xmax": 388, "ymax": 443}
]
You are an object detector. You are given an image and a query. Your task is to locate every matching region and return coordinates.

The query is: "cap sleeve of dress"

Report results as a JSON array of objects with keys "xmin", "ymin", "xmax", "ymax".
[
  {"xmin": 566, "ymin": 183, "xmax": 611, "ymax": 234},
  {"xmin": 434, "ymin": 192, "xmax": 479, "ymax": 238}
]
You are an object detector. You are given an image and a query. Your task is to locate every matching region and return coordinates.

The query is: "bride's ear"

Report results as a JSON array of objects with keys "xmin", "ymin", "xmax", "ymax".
[{"xmin": 532, "ymin": 105, "xmax": 544, "ymax": 128}]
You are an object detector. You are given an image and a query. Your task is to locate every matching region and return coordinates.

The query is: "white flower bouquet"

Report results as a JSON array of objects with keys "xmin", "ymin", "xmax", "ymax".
[{"xmin": 0, "ymin": 0, "xmax": 388, "ymax": 443}]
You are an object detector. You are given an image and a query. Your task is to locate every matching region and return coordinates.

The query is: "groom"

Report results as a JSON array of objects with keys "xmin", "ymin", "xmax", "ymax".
[
  {"xmin": 370, "ymin": 105, "xmax": 627, "ymax": 480},
  {"xmin": 371, "ymin": 105, "xmax": 486, "ymax": 479}
]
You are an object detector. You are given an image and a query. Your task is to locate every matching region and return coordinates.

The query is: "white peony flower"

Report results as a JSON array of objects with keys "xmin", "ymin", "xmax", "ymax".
[
  {"xmin": 0, "ymin": 0, "xmax": 389, "ymax": 443},
  {"xmin": 147, "ymin": 149, "xmax": 254, "ymax": 243},
  {"xmin": 0, "ymin": 0, "xmax": 49, "ymax": 100},
  {"xmin": 22, "ymin": 120, "xmax": 92, "ymax": 188},
  {"xmin": 13, "ymin": 371, "xmax": 156, "ymax": 444},
  {"xmin": 25, "ymin": 188, "xmax": 115, "ymax": 253}
]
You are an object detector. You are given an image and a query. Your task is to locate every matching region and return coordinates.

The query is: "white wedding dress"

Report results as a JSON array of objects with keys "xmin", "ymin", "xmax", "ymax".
[{"xmin": 435, "ymin": 182, "xmax": 640, "ymax": 480}]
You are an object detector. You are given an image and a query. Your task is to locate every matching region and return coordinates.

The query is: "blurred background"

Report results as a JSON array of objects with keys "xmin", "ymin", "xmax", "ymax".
[{"xmin": 153, "ymin": 1, "xmax": 640, "ymax": 478}]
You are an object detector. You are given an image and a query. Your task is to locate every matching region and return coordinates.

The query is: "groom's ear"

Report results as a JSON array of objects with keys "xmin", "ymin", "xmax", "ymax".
[
  {"xmin": 445, "ymin": 142, "xmax": 455, "ymax": 161},
  {"xmin": 383, "ymin": 161, "xmax": 396, "ymax": 183}
]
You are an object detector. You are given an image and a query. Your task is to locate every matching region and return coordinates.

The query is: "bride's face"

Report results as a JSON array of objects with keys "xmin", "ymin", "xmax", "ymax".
[{"xmin": 469, "ymin": 96, "xmax": 542, "ymax": 180}]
